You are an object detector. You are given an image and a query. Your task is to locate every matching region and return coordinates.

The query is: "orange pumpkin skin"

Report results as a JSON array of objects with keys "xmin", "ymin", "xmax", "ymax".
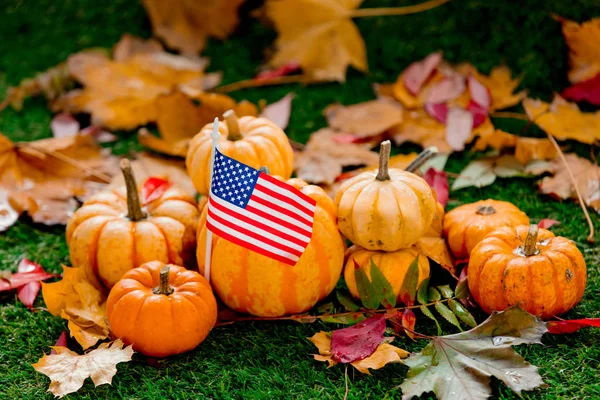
[
  {"xmin": 468, "ymin": 225, "xmax": 587, "ymax": 319},
  {"xmin": 66, "ymin": 184, "xmax": 199, "ymax": 291},
  {"xmin": 425, "ymin": 202, "xmax": 445, "ymax": 237},
  {"xmin": 344, "ymin": 245, "xmax": 430, "ymax": 302},
  {"xmin": 197, "ymin": 178, "xmax": 345, "ymax": 317},
  {"xmin": 186, "ymin": 115, "xmax": 294, "ymax": 195},
  {"xmin": 443, "ymin": 199, "xmax": 529, "ymax": 260},
  {"xmin": 106, "ymin": 261, "xmax": 217, "ymax": 357}
]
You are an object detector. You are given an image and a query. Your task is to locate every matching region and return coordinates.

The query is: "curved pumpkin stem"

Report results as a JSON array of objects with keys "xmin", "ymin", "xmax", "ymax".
[
  {"xmin": 376, "ymin": 140, "xmax": 391, "ymax": 181},
  {"xmin": 405, "ymin": 146, "xmax": 438, "ymax": 173},
  {"xmin": 153, "ymin": 265, "xmax": 174, "ymax": 295},
  {"xmin": 120, "ymin": 159, "xmax": 146, "ymax": 222},
  {"xmin": 223, "ymin": 109, "xmax": 243, "ymax": 141},
  {"xmin": 476, "ymin": 205, "xmax": 496, "ymax": 215}
]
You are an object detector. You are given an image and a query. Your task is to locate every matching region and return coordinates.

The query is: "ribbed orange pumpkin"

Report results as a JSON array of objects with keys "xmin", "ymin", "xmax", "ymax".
[
  {"xmin": 197, "ymin": 177, "xmax": 345, "ymax": 317},
  {"xmin": 335, "ymin": 141, "xmax": 437, "ymax": 251},
  {"xmin": 107, "ymin": 261, "xmax": 217, "ymax": 357},
  {"xmin": 443, "ymin": 199, "xmax": 529, "ymax": 260},
  {"xmin": 468, "ymin": 225, "xmax": 586, "ymax": 319},
  {"xmin": 344, "ymin": 245, "xmax": 430, "ymax": 302},
  {"xmin": 186, "ymin": 110, "xmax": 294, "ymax": 195},
  {"xmin": 66, "ymin": 160, "xmax": 199, "ymax": 291}
]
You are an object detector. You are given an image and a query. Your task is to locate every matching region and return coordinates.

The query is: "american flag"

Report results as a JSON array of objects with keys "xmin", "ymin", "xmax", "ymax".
[{"xmin": 206, "ymin": 149, "xmax": 316, "ymax": 265}]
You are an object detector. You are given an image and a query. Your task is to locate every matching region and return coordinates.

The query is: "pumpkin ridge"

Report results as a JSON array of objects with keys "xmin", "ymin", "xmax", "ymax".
[
  {"xmin": 90, "ymin": 217, "xmax": 115, "ymax": 287},
  {"xmin": 545, "ymin": 252, "xmax": 563, "ymax": 313},
  {"xmin": 150, "ymin": 218, "xmax": 174, "ymax": 263}
]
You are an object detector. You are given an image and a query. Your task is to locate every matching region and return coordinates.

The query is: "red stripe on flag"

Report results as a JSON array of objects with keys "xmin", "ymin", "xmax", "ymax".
[
  {"xmin": 259, "ymin": 173, "xmax": 317, "ymax": 206},
  {"xmin": 207, "ymin": 208, "xmax": 303, "ymax": 257},
  {"xmin": 206, "ymin": 221, "xmax": 297, "ymax": 266},
  {"xmin": 250, "ymin": 195, "xmax": 313, "ymax": 228},
  {"xmin": 208, "ymin": 199, "xmax": 310, "ymax": 246},
  {"xmin": 254, "ymin": 182, "xmax": 314, "ymax": 218},
  {"xmin": 244, "ymin": 204, "xmax": 313, "ymax": 237}
]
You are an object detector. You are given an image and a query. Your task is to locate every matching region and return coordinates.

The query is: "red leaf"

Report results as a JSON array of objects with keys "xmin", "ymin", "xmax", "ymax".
[
  {"xmin": 50, "ymin": 113, "xmax": 80, "ymax": 138},
  {"xmin": 331, "ymin": 314, "xmax": 386, "ymax": 363},
  {"xmin": 466, "ymin": 100, "xmax": 488, "ymax": 128},
  {"xmin": 331, "ymin": 133, "xmax": 374, "ymax": 144},
  {"xmin": 403, "ymin": 52, "xmax": 443, "ymax": 95},
  {"xmin": 425, "ymin": 74, "xmax": 466, "ymax": 104},
  {"xmin": 0, "ymin": 270, "xmax": 55, "ymax": 292},
  {"xmin": 50, "ymin": 331, "xmax": 68, "ymax": 355},
  {"xmin": 401, "ymin": 309, "xmax": 417, "ymax": 340},
  {"xmin": 538, "ymin": 219, "xmax": 561, "ymax": 229},
  {"xmin": 424, "ymin": 102, "xmax": 448, "ymax": 123},
  {"xmin": 561, "ymin": 73, "xmax": 600, "ymax": 106},
  {"xmin": 16, "ymin": 259, "xmax": 44, "ymax": 309},
  {"xmin": 255, "ymin": 61, "xmax": 301, "ymax": 82},
  {"xmin": 547, "ymin": 318, "xmax": 600, "ymax": 334},
  {"xmin": 142, "ymin": 177, "xmax": 172, "ymax": 205},
  {"xmin": 467, "ymin": 75, "xmax": 491, "ymax": 111},
  {"xmin": 423, "ymin": 168, "xmax": 449, "ymax": 208}
]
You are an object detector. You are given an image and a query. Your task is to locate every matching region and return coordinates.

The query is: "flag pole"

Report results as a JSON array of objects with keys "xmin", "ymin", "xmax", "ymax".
[{"xmin": 204, "ymin": 117, "xmax": 220, "ymax": 283}]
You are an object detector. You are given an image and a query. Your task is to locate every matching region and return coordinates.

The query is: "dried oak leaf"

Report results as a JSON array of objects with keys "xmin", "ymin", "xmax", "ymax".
[
  {"xmin": 265, "ymin": 0, "xmax": 367, "ymax": 82},
  {"xmin": 325, "ymin": 99, "xmax": 403, "ymax": 138},
  {"xmin": 523, "ymin": 96, "xmax": 600, "ymax": 144},
  {"xmin": 294, "ymin": 128, "xmax": 378, "ymax": 185},
  {"xmin": 400, "ymin": 307, "xmax": 547, "ymax": 400},
  {"xmin": 33, "ymin": 339, "xmax": 134, "ymax": 398},
  {"xmin": 143, "ymin": 0, "xmax": 244, "ymax": 55},
  {"xmin": 539, "ymin": 153, "xmax": 600, "ymax": 213},
  {"xmin": 556, "ymin": 16, "xmax": 600, "ymax": 83}
]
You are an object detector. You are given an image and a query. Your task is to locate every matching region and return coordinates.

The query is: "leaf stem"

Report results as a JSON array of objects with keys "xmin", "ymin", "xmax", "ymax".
[
  {"xmin": 349, "ymin": 0, "xmax": 452, "ymax": 18},
  {"xmin": 343, "ymin": 365, "xmax": 349, "ymax": 400},
  {"xmin": 212, "ymin": 75, "xmax": 331, "ymax": 94},
  {"xmin": 490, "ymin": 111, "xmax": 529, "ymax": 121}
]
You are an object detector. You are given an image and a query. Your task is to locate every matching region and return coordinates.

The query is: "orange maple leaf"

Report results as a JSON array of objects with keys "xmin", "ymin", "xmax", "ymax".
[{"xmin": 556, "ymin": 16, "xmax": 600, "ymax": 83}]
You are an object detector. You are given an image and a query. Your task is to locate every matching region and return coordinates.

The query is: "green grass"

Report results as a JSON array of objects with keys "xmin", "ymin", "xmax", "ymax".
[{"xmin": 1, "ymin": 0, "xmax": 600, "ymax": 398}]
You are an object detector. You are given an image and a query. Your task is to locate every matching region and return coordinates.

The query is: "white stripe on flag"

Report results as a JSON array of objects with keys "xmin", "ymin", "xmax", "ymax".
[
  {"xmin": 252, "ymin": 189, "xmax": 314, "ymax": 223},
  {"xmin": 246, "ymin": 198, "xmax": 313, "ymax": 229},
  {"xmin": 257, "ymin": 177, "xmax": 316, "ymax": 213}
]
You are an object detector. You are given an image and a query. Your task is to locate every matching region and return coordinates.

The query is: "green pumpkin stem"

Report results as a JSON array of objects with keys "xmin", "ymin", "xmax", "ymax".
[
  {"xmin": 153, "ymin": 265, "xmax": 174, "ymax": 295},
  {"xmin": 120, "ymin": 159, "xmax": 146, "ymax": 222},
  {"xmin": 405, "ymin": 146, "xmax": 439, "ymax": 173},
  {"xmin": 522, "ymin": 224, "xmax": 540, "ymax": 257},
  {"xmin": 224, "ymin": 109, "xmax": 243, "ymax": 141},
  {"xmin": 376, "ymin": 140, "xmax": 391, "ymax": 181}
]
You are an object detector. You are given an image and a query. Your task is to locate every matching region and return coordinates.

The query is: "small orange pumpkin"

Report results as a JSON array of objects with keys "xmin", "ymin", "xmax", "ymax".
[
  {"xmin": 186, "ymin": 110, "xmax": 294, "ymax": 195},
  {"xmin": 66, "ymin": 159, "xmax": 199, "ymax": 291},
  {"xmin": 335, "ymin": 141, "xmax": 437, "ymax": 251},
  {"xmin": 344, "ymin": 245, "xmax": 430, "ymax": 302},
  {"xmin": 107, "ymin": 261, "xmax": 217, "ymax": 357},
  {"xmin": 197, "ymin": 177, "xmax": 345, "ymax": 317},
  {"xmin": 443, "ymin": 199, "xmax": 529, "ymax": 260},
  {"xmin": 468, "ymin": 225, "xmax": 586, "ymax": 319}
]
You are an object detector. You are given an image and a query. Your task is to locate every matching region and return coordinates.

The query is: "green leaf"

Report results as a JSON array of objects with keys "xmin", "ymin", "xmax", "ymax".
[
  {"xmin": 400, "ymin": 307, "xmax": 547, "ymax": 400},
  {"xmin": 416, "ymin": 278, "xmax": 430, "ymax": 305},
  {"xmin": 451, "ymin": 159, "xmax": 496, "ymax": 191},
  {"xmin": 317, "ymin": 302, "xmax": 334, "ymax": 314},
  {"xmin": 448, "ymin": 299, "xmax": 477, "ymax": 328},
  {"xmin": 437, "ymin": 285, "xmax": 454, "ymax": 299},
  {"xmin": 419, "ymin": 305, "xmax": 442, "ymax": 336},
  {"xmin": 435, "ymin": 302, "xmax": 463, "ymax": 331},
  {"xmin": 321, "ymin": 312, "xmax": 366, "ymax": 325},
  {"xmin": 427, "ymin": 287, "xmax": 441, "ymax": 302},
  {"xmin": 369, "ymin": 258, "xmax": 396, "ymax": 308},
  {"xmin": 336, "ymin": 290, "xmax": 360, "ymax": 312},
  {"xmin": 354, "ymin": 261, "xmax": 379, "ymax": 310},
  {"xmin": 455, "ymin": 277, "xmax": 470, "ymax": 300},
  {"xmin": 400, "ymin": 256, "xmax": 420, "ymax": 305}
]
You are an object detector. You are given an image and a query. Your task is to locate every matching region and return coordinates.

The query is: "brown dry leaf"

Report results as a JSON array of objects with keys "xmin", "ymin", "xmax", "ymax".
[
  {"xmin": 523, "ymin": 96, "xmax": 600, "ymax": 144},
  {"xmin": 294, "ymin": 128, "xmax": 378, "ymax": 184},
  {"xmin": 265, "ymin": 0, "xmax": 367, "ymax": 82},
  {"xmin": 557, "ymin": 16, "xmax": 600, "ymax": 83},
  {"xmin": 324, "ymin": 99, "xmax": 403, "ymax": 137},
  {"xmin": 32, "ymin": 339, "xmax": 134, "ymax": 398},
  {"xmin": 143, "ymin": 0, "xmax": 245, "ymax": 55},
  {"xmin": 309, "ymin": 331, "xmax": 408, "ymax": 374},
  {"xmin": 0, "ymin": 133, "xmax": 116, "ymax": 230},
  {"xmin": 539, "ymin": 153, "xmax": 600, "ymax": 213},
  {"xmin": 416, "ymin": 236, "xmax": 456, "ymax": 277},
  {"xmin": 41, "ymin": 265, "xmax": 109, "ymax": 349}
]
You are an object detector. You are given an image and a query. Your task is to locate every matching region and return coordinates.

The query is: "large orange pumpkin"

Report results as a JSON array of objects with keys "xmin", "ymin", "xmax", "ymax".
[
  {"xmin": 335, "ymin": 141, "xmax": 437, "ymax": 251},
  {"xmin": 344, "ymin": 245, "xmax": 430, "ymax": 302},
  {"xmin": 197, "ymin": 177, "xmax": 345, "ymax": 317},
  {"xmin": 468, "ymin": 225, "xmax": 586, "ymax": 319},
  {"xmin": 186, "ymin": 110, "xmax": 294, "ymax": 195},
  {"xmin": 443, "ymin": 199, "xmax": 529, "ymax": 260},
  {"xmin": 66, "ymin": 159, "xmax": 199, "ymax": 291},
  {"xmin": 107, "ymin": 261, "xmax": 217, "ymax": 357}
]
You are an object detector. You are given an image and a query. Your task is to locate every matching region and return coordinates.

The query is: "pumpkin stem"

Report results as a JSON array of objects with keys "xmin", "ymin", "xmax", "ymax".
[
  {"xmin": 405, "ymin": 146, "xmax": 438, "ymax": 173},
  {"xmin": 259, "ymin": 166, "xmax": 270, "ymax": 174},
  {"xmin": 153, "ymin": 265, "xmax": 174, "ymax": 295},
  {"xmin": 476, "ymin": 205, "xmax": 496, "ymax": 215},
  {"xmin": 375, "ymin": 140, "xmax": 392, "ymax": 181},
  {"xmin": 223, "ymin": 109, "xmax": 243, "ymax": 141},
  {"xmin": 522, "ymin": 224, "xmax": 540, "ymax": 257},
  {"xmin": 120, "ymin": 159, "xmax": 146, "ymax": 222}
]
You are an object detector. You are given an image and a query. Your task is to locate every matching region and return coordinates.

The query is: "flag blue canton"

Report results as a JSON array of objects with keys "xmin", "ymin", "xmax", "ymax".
[{"xmin": 210, "ymin": 150, "xmax": 260, "ymax": 209}]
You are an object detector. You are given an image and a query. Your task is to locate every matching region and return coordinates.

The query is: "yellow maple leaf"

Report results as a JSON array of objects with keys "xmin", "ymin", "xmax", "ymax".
[
  {"xmin": 265, "ymin": 0, "xmax": 367, "ymax": 82},
  {"xmin": 557, "ymin": 16, "xmax": 600, "ymax": 83},
  {"xmin": 142, "ymin": 0, "xmax": 245, "ymax": 55},
  {"xmin": 523, "ymin": 96, "xmax": 600, "ymax": 144},
  {"xmin": 309, "ymin": 331, "xmax": 408, "ymax": 374},
  {"xmin": 457, "ymin": 64, "xmax": 525, "ymax": 111}
]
